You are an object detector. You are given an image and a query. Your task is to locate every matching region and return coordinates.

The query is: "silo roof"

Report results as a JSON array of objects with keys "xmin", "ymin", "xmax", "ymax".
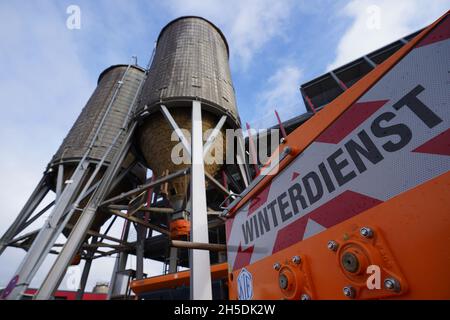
[
  {"xmin": 156, "ymin": 16, "xmax": 230, "ymax": 58},
  {"xmin": 97, "ymin": 64, "xmax": 145, "ymax": 84}
]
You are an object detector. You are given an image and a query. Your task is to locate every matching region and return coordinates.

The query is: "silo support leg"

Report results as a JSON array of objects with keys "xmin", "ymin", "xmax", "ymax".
[
  {"xmin": 108, "ymin": 219, "xmax": 131, "ymax": 299},
  {"xmin": 75, "ymin": 236, "xmax": 97, "ymax": 300},
  {"xmin": 168, "ymin": 247, "xmax": 178, "ymax": 273},
  {"xmin": 34, "ymin": 126, "xmax": 136, "ymax": 300},
  {"xmin": 75, "ymin": 258, "xmax": 93, "ymax": 300},
  {"xmin": 135, "ymin": 220, "xmax": 146, "ymax": 280},
  {"xmin": 3, "ymin": 163, "xmax": 89, "ymax": 300},
  {"xmin": 55, "ymin": 164, "xmax": 64, "ymax": 200},
  {"xmin": 189, "ymin": 101, "xmax": 213, "ymax": 300},
  {"xmin": 0, "ymin": 177, "xmax": 49, "ymax": 256}
]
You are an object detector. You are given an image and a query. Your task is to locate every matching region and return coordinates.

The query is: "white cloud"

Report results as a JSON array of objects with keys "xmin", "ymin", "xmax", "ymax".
[
  {"xmin": 250, "ymin": 64, "xmax": 304, "ymax": 129},
  {"xmin": 0, "ymin": 1, "xmax": 166, "ymax": 293},
  {"xmin": 0, "ymin": 1, "xmax": 92, "ymax": 290},
  {"xmin": 0, "ymin": 2, "xmax": 93, "ymax": 230},
  {"xmin": 165, "ymin": 0, "xmax": 296, "ymax": 68},
  {"xmin": 328, "ymin": 0, "xmax": 449, "ymax": 70}
]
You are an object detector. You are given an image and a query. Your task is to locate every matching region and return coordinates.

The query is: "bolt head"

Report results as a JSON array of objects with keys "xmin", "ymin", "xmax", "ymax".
[
  {"xmin": 280, "ymin": 137, "xmax": 286, "ymax": 144},
  {"xmin": 300, "ymin": 294, "xmax": 311, "ymax": 300},
  {"xmin": 327, "ymin": 240, "xmax": 339, "ymax": 251},
  {"xmin": 278, "ymin": 273, "xmax": 289, "ymax": 290},
  {"xmin": 273, "ymin": 262, "xmax": 281, "ymax": 271},
  {"xmin": 360, "ymin": 227, "xmax": 374, "ymax": 238},
  {"xmin": 384, "ymin": 278, "xmax": 400, "ymax": 292},
  {"xmin": 343, "ymin": 286, "xmax": 356, "ymax": 298},
  {"xmin": 292, "ymin": 256, "xmax": 301, "ymax": 264}
]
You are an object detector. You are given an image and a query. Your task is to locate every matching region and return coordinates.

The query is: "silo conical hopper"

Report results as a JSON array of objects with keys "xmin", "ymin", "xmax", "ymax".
[{"xmin": 136, "ymin": 16, "xmax": 241, "ymax": 210}]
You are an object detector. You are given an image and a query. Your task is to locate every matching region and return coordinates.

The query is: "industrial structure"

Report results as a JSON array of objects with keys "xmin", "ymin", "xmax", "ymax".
[
  {"xmin": 0, "ymin": 16, "xmax": 249, "ymax": 301},
  {"xmin": 0, "ymin": 11, "xmax": 449, "ymax": 300}
]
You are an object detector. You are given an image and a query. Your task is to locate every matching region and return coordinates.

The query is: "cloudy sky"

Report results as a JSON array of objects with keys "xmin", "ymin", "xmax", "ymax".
[{"xmin": 0, "ymin": 0, "xmax": 448, "ymax": 293}]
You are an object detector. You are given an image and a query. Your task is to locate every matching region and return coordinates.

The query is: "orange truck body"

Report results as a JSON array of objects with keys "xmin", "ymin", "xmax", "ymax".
[
  {"xmin": 130, "ymin": 11, "xmax": 450, "ymax": 300},
  {"xmin": 130, "ymin": 263, "xmax": 228, "ymax": 295},
  {"xmin": 225, "ymin": 11, "xmax": 450, "ymax": 300}
]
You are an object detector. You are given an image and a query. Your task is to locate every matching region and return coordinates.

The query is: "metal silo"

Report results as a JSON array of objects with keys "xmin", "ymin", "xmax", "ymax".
[
  {"xmin": 1, "ymin": 17, "xmax": 249, "ymax": 301},
  {"xmin": 137, "ymin": 16, "xmax": 241, "ymax": 210},
  {"xmin": 50, "ymin": 64, "xmax": 146, "ymax": 169},
  {"xmin": 1, "ymin": 63, "xmax": 147, "ymax": 300},
  {"xmin": 48, "ymin": 64, "xmax": 147, "ymax": 233},
  {"xmin": 133, "ymin": 17, "xmax": 244, "ymax": 299}
]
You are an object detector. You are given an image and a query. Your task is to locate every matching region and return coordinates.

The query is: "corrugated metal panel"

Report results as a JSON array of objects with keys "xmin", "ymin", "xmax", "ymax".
[{"xmin": 138, "ymin": 16, "xmax": 240, "ymax": 126}]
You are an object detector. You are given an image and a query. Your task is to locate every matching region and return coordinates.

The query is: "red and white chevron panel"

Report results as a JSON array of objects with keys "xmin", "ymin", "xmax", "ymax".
[{"xmin": 226, "ymin": 17, "xmax": 450, "ymax": 272}]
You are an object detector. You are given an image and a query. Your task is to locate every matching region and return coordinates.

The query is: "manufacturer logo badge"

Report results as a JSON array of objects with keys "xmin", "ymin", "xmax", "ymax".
[{"xmin": 237, "ymin": 268, "xmax": 253, "ymax": 300}]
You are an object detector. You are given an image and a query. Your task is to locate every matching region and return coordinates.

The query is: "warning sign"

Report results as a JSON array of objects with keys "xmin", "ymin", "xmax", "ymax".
[{"xmin": 227, "ymin": 19, "xmax": 450, "ymax": 271}]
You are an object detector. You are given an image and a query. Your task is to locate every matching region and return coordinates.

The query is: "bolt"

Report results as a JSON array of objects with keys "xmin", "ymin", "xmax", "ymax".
[
  {"xmin": 341, "ymin": 252, "xmax": 360, "ymax": 273},
  {"xmin": 300, "ymin": 294, "xmax": 311, "ymax": 300},
  {"xmin": 280, "ymin": 137, "xmax": 286, "ymax": 144},
  {"xmin": 279, "ymin": 273, "xmax": 288, "ymax": 290},
  {"xmin": 360, "ymin": 227, "xmax": 374, "ymax": 238},
  {"xmin": 343, "ymin": 286, "xmax": 356, "ymax": 299},
  {"xmin": 384, "ymin": 278, "xmax": 401, "ymax": 292},
  {"xmin": 327, "ymin": 240, "xmax": 339, "ymax": 251},
  {"xmin": 273, "ymin": 262, "xmax": 281, "ymax": 271},
  {"xmin": 292, "ymin": 256, "xmax": 301, "ymax": 264}
]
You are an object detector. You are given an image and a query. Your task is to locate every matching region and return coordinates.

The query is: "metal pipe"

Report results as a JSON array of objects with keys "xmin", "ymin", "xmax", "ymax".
[
  {"xmin": 108, "ymin": 209, "xmax": 169, "ymax": 236},
  {"xmin": 172, "ymin": 240, "xmax": 226, "ymax": 252},
  {"xmin": 205, "ymin": 172, "xmax": 231, "ymax": 196},
  {"xmin": 101, "ymin": 168, "xmax": 190, "ymax": 207}
]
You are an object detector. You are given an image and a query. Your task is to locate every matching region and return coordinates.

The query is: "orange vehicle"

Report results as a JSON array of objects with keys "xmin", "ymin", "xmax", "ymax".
[
  {"xmin": 130, "ymin": 11, "xmax": 450, "ymax": 300},
  {"xmin": 224, "ymin": 10, "xmax": 450, "ymax": 300}
]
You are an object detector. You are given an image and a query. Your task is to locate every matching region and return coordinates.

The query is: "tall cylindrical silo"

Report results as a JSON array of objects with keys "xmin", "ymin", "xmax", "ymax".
[
  {"xmin": 136, "ymin": 16, "xmax": 240, "ymax": 209},
  {"xmin": 0, "ymin": 64, "xmax": 149, "ymax": 300},
  {"xmin": 48, "ymin": 64, "xmax": 147, "ymax": 231}
]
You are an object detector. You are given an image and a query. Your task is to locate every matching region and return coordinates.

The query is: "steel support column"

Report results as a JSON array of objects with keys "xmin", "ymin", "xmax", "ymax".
[
  {"xmin": 108, "ymin": 220, "xmax": 131, "ymax": 299},
  {"xmin": 168, "ymin": 247, "xmax": 178, "ymax": 274},
  {"xmin": 75, "ymin": 237, "xmax": 98, "ymax": 300},
  {"xmin": 0, "ymin": 177, "xmax": 49, "ymax": 256},
  {"xmin": 34, "ymin": 123, "xmax": 137, "ymax": 299},
  {"xmin": 135, "ymin": 216, "xmax": 145, "ymax": 280},
  {"xmin": 55, "ymin": 164, "xmax": 64, "ymax": 200},
  {"xmin": 189, "ymin": 101, "xmax": 213, "ymax": 300},
  {"xmin": 4, "ymin": 162, "xmax": 90, "ymax": 300}
]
